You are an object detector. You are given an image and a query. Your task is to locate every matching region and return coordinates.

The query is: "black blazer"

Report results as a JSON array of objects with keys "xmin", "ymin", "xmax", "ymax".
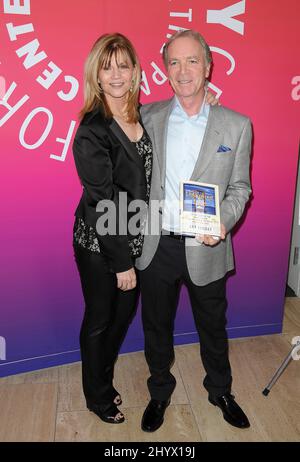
[{"xmin": 73, "ymin": 107, "xmax": 147, "ymax": 273}]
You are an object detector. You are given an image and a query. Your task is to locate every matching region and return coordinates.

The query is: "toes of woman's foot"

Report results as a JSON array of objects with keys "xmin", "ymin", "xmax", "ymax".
[{"xmin": 114, "ymin": 394, "xmax": 122, "ymax": 405}]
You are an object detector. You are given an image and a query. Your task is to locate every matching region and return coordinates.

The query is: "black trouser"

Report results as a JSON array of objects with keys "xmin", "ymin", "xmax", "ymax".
[
  {"xmin": 139, "ymin": 235, "xmax": 232, "ymax": 401},
  {"xmin": 74, "ymin": 244, "xmax": 138, "ymax": 408}
]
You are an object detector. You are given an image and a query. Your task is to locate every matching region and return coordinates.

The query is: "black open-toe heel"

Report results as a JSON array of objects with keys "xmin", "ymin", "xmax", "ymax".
[
  {"xmin": 114, "ymin": 393, "xmax": 122, "ymax": 406},
  {"xmin": 88, "ymin": 402, "xmax": 125, "ymax": 424},
  {"xmin": 113, "ymin": 391, "xmax": 122, "ymax": 406}
]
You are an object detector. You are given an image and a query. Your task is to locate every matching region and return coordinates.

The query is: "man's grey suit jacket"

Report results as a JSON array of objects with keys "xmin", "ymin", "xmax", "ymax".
[{"xmin": 136, "ymin": 98, "xmax": 252, "ymax": 286}]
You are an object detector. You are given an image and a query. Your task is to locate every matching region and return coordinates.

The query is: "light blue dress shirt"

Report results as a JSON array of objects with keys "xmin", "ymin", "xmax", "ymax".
[{"xmin": 162, "ymin": 96, "xmax": 210, "ymax": 232}]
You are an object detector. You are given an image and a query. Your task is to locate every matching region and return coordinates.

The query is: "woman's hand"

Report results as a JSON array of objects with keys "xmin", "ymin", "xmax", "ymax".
[
  {"xmin": 116, "ymin": 268, "xmax": 137, "ymax": 291},
  {"xmin": 205, "ymin": 90, "xmax": 220, "ymax": 106}
]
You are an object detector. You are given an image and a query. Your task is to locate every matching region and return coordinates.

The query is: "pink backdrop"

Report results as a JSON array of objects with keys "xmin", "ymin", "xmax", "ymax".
[{"xmin": 0, "ymin": 0, "xmax": 299, "ymax": 376}]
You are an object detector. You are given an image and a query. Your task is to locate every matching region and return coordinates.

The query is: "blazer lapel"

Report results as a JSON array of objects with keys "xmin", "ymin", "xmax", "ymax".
[
  {"xmin": 108, "ymin": 118, "xmax": 144, "ymax": 169},
  {"xmin": 190, "ymin": 105, "xmax": 224, "ymax": 180},
  {"xmin": 151, "ymin": 99, "xmax": 174, "ymax": 187}
]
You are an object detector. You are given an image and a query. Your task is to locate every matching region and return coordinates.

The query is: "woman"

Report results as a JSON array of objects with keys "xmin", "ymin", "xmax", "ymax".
[
  {"xmin": 73, "ymin": 32, "xmax": 218, "ymax": 425},
  {"xmin": 73, "ymin": 33, "xmax": 151, "ymax": 424}
]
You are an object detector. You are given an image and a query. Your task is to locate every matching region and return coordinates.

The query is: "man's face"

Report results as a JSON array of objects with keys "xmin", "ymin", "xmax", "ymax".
[{"xmin": 166, "ymin": 36, "xmax": 211, "ymax": 102}]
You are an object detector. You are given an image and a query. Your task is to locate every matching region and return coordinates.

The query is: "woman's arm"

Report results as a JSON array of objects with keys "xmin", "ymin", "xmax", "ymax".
[{"xmin": 73, "ymin": 123, "xmax": 133, "ymax": 274}]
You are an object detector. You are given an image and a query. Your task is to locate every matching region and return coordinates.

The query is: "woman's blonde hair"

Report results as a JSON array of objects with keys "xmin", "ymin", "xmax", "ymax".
[{"xmin": 79, "ymin": 33, "xmax": 141, "ymax": 123}]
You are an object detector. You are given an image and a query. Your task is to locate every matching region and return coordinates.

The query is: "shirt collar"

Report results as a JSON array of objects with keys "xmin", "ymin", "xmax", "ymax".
[{"xmin": 172, "ymin": 91, "xmax": 209, "ymax": 121}]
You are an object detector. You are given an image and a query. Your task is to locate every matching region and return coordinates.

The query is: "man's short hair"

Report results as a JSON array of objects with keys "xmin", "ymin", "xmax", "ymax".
[{"xmin": 162, "ymin": 29, "xmax": 212, "ymax": 68}]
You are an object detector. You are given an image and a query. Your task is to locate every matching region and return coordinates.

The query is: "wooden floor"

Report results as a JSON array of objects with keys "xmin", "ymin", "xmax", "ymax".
[{"xmin": 0, "ymin": 297, "xmax": 299, "ymax": 442}]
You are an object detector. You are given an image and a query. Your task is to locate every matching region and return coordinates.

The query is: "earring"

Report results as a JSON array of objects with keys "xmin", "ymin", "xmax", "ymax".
[{"xmin": 130, "ymin": 80, "xmax": 135, "ymax": 93}]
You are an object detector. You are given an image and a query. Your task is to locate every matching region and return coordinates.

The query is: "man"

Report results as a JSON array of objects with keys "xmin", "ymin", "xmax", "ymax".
[{"xmin": 136, "ymin": 30, "xmax": 252, "ymax": 432}]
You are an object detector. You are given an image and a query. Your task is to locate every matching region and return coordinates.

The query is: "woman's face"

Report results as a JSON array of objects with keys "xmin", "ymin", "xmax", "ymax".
[{"xmin": 98, "ymin": 51, "xmax": 135, "ymax": 104}]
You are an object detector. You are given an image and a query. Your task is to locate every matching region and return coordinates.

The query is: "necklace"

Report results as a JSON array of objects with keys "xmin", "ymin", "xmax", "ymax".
[{"xmin": 113, "ymin": 116, "xmax": 142, "ymax": 142}]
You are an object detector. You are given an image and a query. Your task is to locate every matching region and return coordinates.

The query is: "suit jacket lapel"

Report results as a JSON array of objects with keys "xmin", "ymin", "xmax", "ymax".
[
  {"xmin": 108, "ymin": 118, "xmax": 143, "ymax": 169},
  {"xmin": 151, "ymin": 99, "xmax": 174, "ymax": 187},
  {"xmin": 190, "ymin": 105, "xmax": 224, "ymax": 180}
]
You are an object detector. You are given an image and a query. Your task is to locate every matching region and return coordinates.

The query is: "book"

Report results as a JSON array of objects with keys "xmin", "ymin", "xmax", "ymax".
[{"xmin": 180, "ymin": 181, "xmax": 221, "ymax": 237}]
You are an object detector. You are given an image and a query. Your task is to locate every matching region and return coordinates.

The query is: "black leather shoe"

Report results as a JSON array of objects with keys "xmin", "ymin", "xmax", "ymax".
[
  {"xmin": 209, "ymin": 393, "xmax": 250, "ymax": 429},
  {"xmin": 141, "ymin": 399, "xmax": 170, "ymax": 432}
]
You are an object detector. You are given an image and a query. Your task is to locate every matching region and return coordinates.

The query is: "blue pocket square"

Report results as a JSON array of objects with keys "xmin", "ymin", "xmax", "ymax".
[{"xmin": 217, "ymin": 145, "xmax": 231, "ymax": 152}]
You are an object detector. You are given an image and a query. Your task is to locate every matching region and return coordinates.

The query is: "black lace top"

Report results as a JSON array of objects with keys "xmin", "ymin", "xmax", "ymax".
[{"xmin": 73, "ymin": 131, "xmax": 152, "ymax": 259}]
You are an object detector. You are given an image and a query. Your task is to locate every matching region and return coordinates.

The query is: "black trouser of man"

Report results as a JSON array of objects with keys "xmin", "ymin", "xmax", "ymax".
[
  {"xmin": 139, "ymin": 235, "xmax": 232, "ymax": 401},
  {"xmin": 74, "ymin": 244, "xmax": 138, "ymax": 409}
]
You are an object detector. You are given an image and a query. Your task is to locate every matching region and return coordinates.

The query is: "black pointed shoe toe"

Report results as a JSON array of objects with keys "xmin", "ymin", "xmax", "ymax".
[{"xmin": 209, "ymin": 393, "xmax": 250, "ymax": 429}]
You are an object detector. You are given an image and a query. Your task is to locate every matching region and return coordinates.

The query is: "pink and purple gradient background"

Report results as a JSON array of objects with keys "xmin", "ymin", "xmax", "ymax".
[{"xmin": 0, "ymin": 0, "xmax": 299, "ymax": 376}]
